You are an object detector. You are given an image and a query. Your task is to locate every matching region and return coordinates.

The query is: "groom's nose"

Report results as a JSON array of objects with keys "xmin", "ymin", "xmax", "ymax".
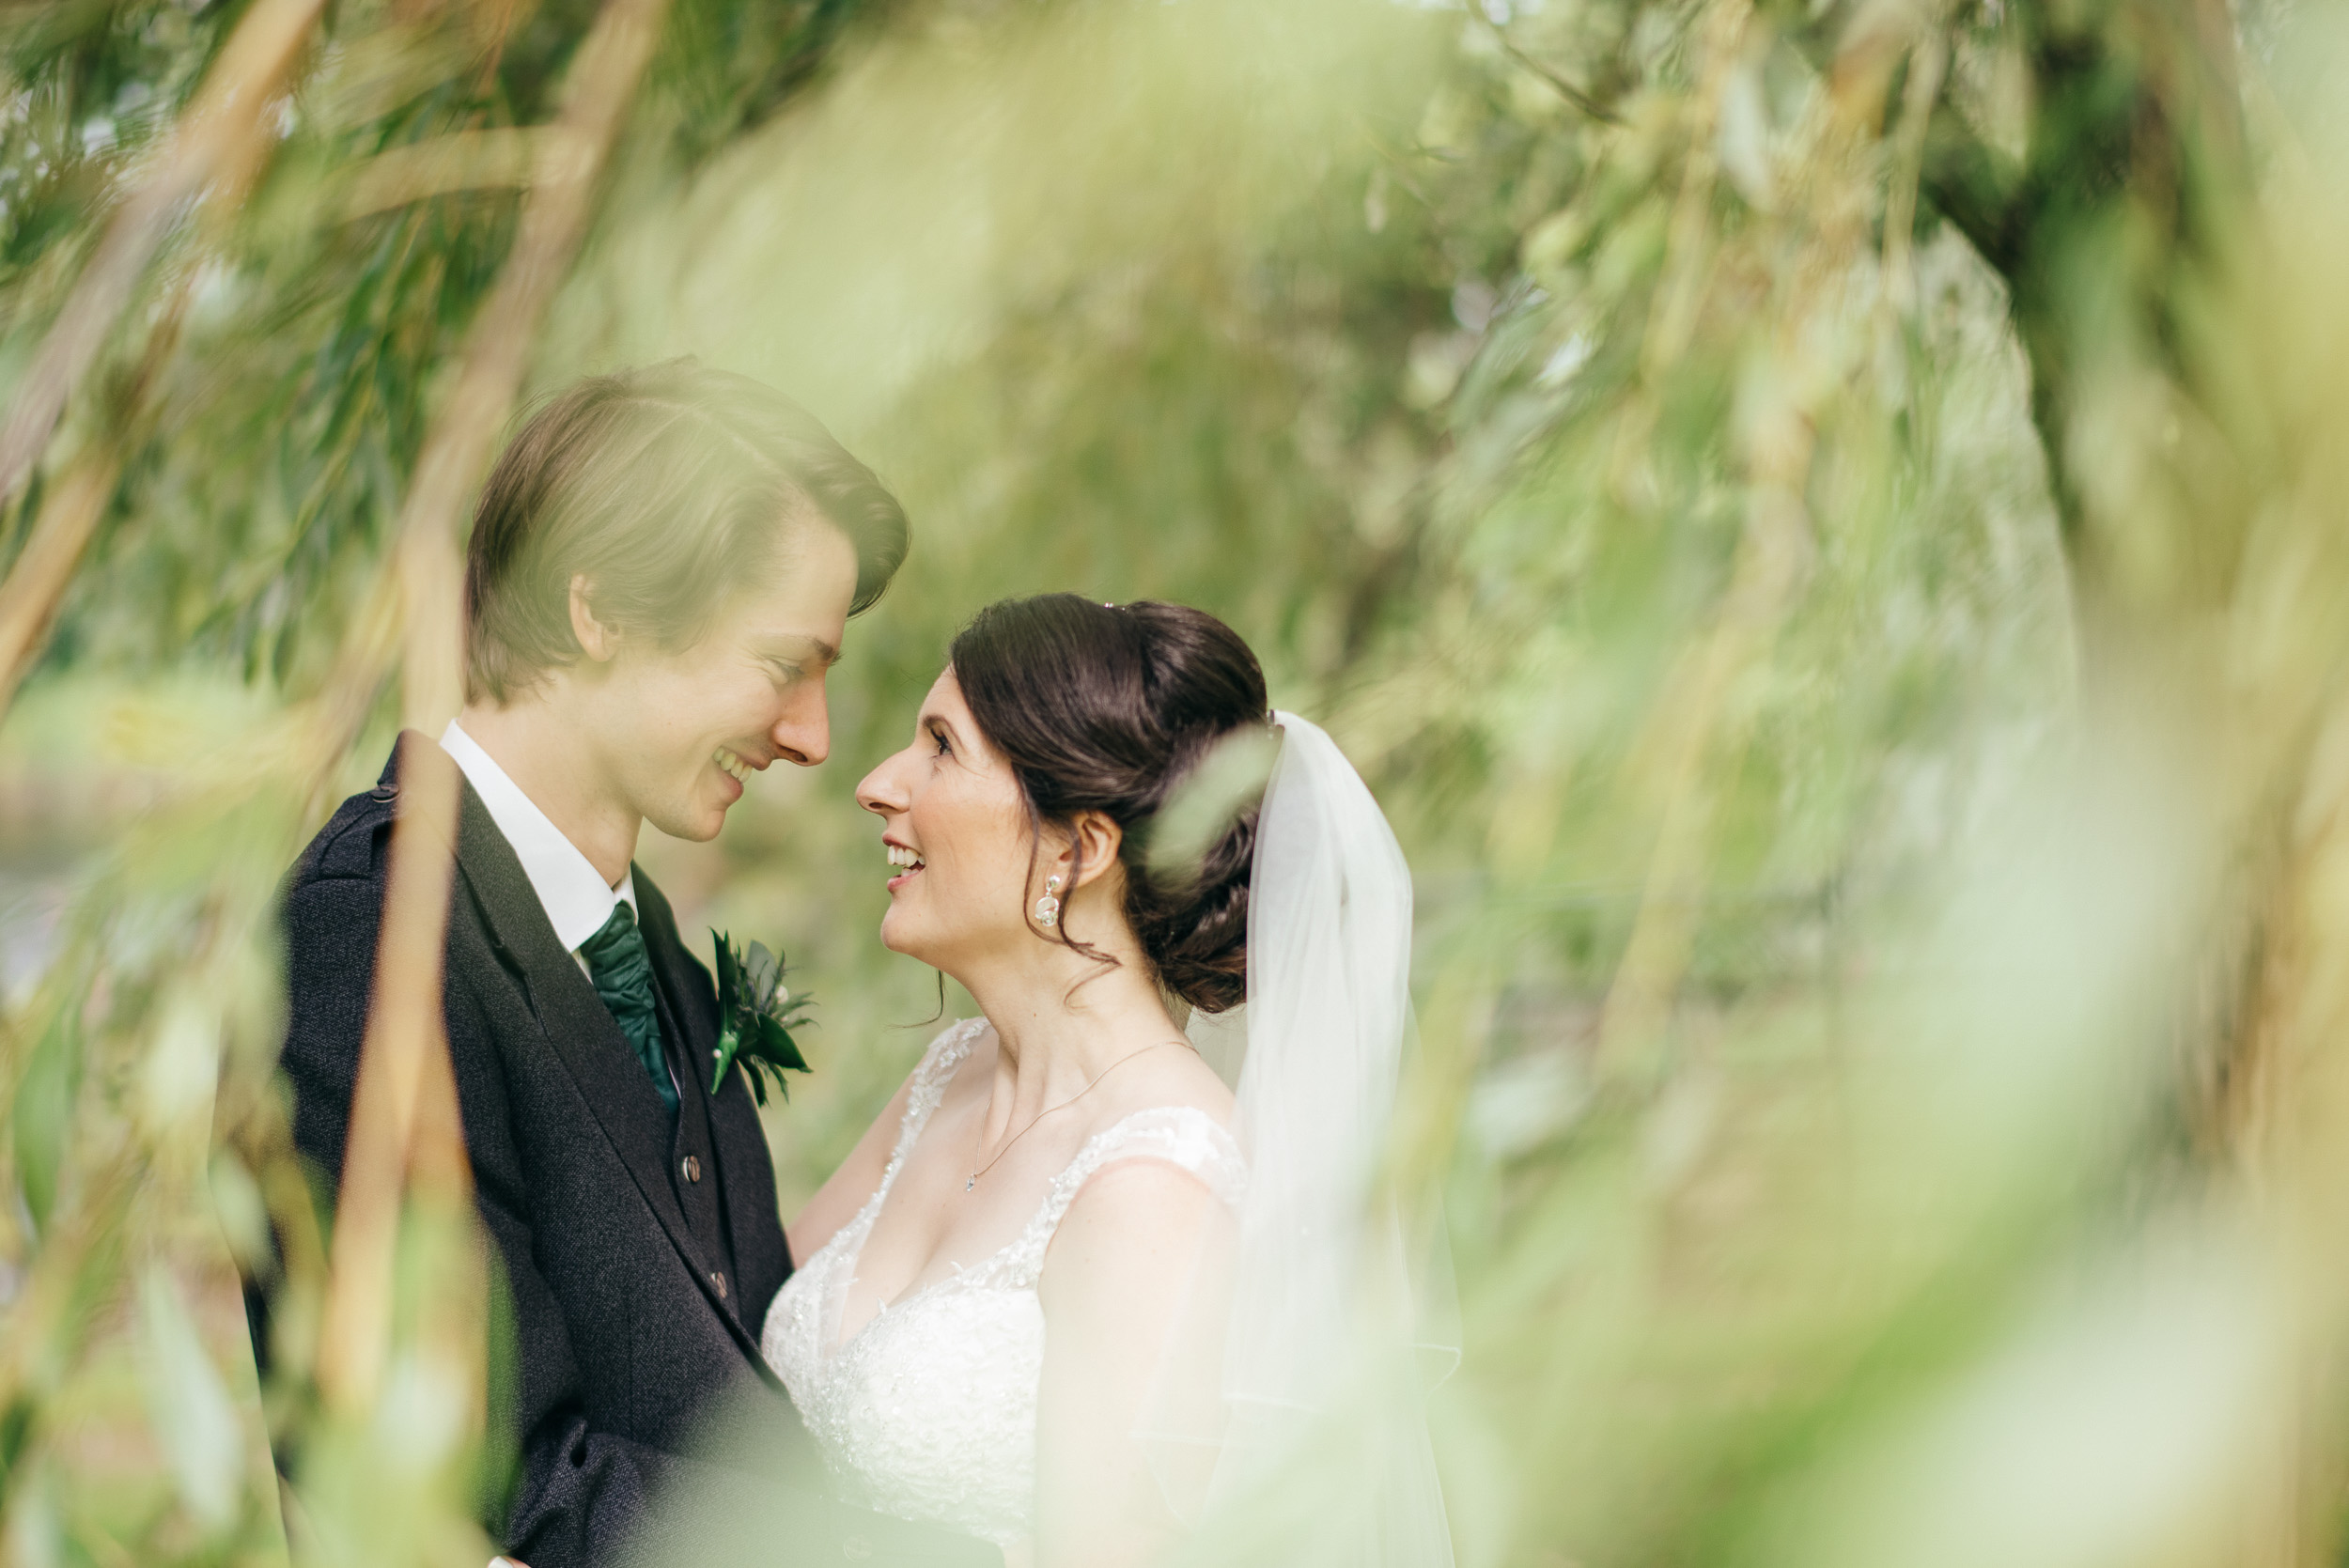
[{"xmin": 770, "ymin": 679, "xmax": 831, "ymax": 767}]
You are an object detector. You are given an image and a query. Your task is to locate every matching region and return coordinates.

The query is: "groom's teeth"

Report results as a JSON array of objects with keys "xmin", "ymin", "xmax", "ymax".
[{"xmin": 714, "ymin": 748, "xmax": 751, "ymax": 784}]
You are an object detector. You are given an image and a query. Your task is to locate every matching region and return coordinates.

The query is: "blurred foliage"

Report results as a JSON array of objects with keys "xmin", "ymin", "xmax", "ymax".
[{"xmin": 7, "ymin": 0, "xmax": 2349, "ymax": 1565}]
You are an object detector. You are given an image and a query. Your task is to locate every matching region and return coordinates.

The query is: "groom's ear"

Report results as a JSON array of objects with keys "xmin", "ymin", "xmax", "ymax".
[
  {"xmin": 568, "ymin": 574, "xmax": 619, "ymax": 663},
  {"xmin": 1066, "ymin": 811, "xmax": 1124, "ymax": 890}
]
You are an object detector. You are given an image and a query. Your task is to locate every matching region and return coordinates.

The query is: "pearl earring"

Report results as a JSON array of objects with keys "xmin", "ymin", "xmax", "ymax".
[{"xmin": 1034, "ymin": 874, "xmax": 1065, "ymax": 929}]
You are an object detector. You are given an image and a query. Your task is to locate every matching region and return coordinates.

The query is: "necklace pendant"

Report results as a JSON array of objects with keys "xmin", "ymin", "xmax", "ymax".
[{"xmin": 965, "ymin": 1176, "xmax": 975, "ymax": 1191}]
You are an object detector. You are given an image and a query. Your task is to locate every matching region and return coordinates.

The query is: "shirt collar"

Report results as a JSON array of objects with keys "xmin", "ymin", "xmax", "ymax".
[{"xmin": 441, "ymin": 720, "xmax": 637, "ymax": 955}]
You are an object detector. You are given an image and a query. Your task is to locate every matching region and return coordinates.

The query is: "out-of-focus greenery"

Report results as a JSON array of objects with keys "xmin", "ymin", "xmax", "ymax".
[{"xmin": 7, "ymin": 0, "xmax": 2349, "ymax": 1564}]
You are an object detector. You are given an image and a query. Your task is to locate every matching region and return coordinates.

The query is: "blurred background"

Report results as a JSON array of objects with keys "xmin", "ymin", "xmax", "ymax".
[{"xmin": 7, "ymin": 0, "xmax": 2349, "ymax": 1562}]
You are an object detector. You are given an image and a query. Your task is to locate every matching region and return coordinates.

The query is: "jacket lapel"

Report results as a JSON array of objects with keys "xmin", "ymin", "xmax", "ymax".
[
  {"xmin": 708, "ymin": 1052, "xmax": 787, "ymax": 1297},
  {"xmin": 437, "ymin": 744, "xmax": 764, "ymax": 1365},
  {"xmin": 633, "ymin": 882, "xmax": 719, "ymax": 1116},
  {"xmin": 632, "ymin": 885, "xmax": 787, "ymax": 1295}
]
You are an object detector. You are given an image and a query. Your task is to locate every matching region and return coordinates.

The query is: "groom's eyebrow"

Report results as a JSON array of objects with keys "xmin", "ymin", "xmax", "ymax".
[{"xmin": 762, "ymin": 634, "xmax": 840, "ymax": 669}]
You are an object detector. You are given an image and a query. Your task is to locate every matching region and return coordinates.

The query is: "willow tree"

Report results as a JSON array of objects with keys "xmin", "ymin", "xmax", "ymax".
[{"xmin": 5, "ymin": 0, "xmax": 2349, "ymax": 1565}]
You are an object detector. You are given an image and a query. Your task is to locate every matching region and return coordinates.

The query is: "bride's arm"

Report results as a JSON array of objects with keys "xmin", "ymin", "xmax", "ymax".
[
  {"xmin": 784, "ymin": 1068, "xmax": 917, "ymax": 1264},
  {"xmin": 1034, "ymin": 1162, "xmax": 1236, "ymax": 1568}
]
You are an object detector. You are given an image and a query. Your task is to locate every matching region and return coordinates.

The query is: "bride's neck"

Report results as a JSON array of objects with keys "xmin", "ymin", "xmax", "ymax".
[{"xmin": 959, "ymin": 958, "xmax": 1181, "ymax": 1100}]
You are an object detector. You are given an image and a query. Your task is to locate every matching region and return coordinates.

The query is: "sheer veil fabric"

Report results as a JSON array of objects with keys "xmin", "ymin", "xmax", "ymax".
[{"xmin": 1147, "ymin": 711, "xmax": 1456, "ymax": 1566}]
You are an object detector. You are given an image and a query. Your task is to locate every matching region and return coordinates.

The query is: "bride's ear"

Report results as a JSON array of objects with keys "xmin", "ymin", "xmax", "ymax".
[{"xmin": 1064, "ymin": 811, "xmax": 1124, "ymax": 891}]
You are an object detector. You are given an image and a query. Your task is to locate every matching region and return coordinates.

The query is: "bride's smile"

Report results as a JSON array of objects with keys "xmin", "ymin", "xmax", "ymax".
[
  {"xmin": 856, "ymin": 668, "xmax": 1101, "ymax": 976},
  {"xmin": 882, "ymin": 839, "xmax": 924, "ymax": 885}
]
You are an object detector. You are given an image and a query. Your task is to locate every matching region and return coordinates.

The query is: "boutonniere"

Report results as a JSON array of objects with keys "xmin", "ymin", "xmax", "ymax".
[{"xmin": 709, "ymin": 931, "xmax": 814, "ymax": 1105}]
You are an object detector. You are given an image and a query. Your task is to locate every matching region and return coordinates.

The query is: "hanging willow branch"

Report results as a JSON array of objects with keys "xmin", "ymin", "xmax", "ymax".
[
  {"xmin": 0, "ymin": 0, "xmax": 332, "ymax": 717},
  {"xmin": 1475, "ymin": 8, "xmax": 1623, "ymax": 127},
  {"xmin": 0, "ymin": 0, "xmax": 319, "ymax": 501}
]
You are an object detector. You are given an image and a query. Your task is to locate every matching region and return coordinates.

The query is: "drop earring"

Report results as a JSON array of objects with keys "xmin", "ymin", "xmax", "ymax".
[{"xmin": 1034, "ymin": 874, "xmax": 1065, "ymax": 929}]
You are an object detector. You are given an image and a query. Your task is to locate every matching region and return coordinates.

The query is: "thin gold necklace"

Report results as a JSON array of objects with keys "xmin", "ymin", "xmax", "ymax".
[{"xmin": 966, "ymin": 1040, "xmax": 1184, "ymax": 1191}]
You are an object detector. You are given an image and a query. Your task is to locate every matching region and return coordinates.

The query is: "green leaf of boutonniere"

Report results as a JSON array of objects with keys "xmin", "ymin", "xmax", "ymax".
[{"xmin": 709, "ymin": 931, "xmax": 813, "ymax": 1106}]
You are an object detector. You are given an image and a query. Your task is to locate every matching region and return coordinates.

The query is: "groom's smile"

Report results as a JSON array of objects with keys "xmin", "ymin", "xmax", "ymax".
[
  {"xmin": 715, "ymin": 744, "xmax": 758, "ymax": 785},
  {"xmin": 532, "ymin": 524, "xmax": 860, "ymax": 857}
]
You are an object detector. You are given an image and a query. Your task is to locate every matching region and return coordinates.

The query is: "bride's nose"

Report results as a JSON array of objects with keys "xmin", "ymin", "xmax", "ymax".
[{"xmin": 857, "ymin": 752, "xmax": 910, "ymax": 818}]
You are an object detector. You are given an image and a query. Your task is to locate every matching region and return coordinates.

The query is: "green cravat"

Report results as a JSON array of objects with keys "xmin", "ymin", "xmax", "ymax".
[{"xmin": 580, "ymin": 901, "xmax": 677, "ymax": 1116}]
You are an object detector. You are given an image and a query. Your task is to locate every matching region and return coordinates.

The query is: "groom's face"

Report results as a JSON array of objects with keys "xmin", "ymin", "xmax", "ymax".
[{"xmin": 583, "ymin": 522, "xmax": 860, "ymax": 842}]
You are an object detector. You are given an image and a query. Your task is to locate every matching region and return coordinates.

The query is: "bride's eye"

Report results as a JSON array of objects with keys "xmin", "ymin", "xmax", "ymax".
[{"xmin": 929, "ymin": 726, "xmax": 952, "ymax": 758}]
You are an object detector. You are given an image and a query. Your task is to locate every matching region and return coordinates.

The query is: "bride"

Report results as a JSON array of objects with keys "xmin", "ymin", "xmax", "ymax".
[{"xmin": 760, "ymin": 595, "xmax": 1450, "ymax": 1567}]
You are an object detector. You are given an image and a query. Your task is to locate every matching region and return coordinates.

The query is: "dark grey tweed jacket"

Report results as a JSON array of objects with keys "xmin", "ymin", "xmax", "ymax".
[{"xmin": 257, "ymin": 735, "xmax": 995, "ymax": 1568}]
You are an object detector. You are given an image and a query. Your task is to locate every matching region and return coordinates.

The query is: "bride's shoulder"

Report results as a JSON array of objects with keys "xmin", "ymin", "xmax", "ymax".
[
  {"xmin": 1059, "ymin": 1049, "xmax": 1242, "ymax": 1207},
  {"xmin": 1086, "ymin": 1039, "xmax": 1234, "ymax": 1135},
  {"xmin": 1037, "ymin": 1094, "xmax": 1243, "ymax": 1305}
]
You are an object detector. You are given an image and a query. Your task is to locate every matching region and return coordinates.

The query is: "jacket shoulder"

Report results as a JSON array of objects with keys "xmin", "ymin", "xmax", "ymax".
[
  {"xmin": 286, "ymin": 738, "xmax": 425, "ymax": 890},
  {"xmin": 291, "ymin": 785, "xmax": 398, "ymax": 887}
]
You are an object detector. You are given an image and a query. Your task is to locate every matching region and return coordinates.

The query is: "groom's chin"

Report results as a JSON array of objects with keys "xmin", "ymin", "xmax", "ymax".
[{"xmin": 647, "ymin": 799, "xmax": 729, "ymax": 845}]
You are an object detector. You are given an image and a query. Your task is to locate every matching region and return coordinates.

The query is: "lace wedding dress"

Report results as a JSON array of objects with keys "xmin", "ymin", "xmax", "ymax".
[{"xmin": 760, "ymin": 1017, "xmax": 1248, "ymax": 1551}]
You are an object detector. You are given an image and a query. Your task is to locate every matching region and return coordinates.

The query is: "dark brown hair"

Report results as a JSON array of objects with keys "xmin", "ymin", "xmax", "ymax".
[
  {"xmin": 950, "ymin": 595, "xmax": 1269, "ymax": 1013},
  {"xmin": 464, "ymin": 359, "xmax": 909, "ymax": 703}
]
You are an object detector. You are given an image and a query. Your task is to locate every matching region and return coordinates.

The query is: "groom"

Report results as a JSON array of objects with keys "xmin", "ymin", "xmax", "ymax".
[{"xmin": 260, "ymin": 362, "xmax": 993, "ymax": 1568}]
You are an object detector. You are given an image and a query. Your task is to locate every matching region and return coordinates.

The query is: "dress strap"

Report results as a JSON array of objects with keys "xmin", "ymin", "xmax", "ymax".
[
  {"xmin": 899, "ymin": 1018, "xmax": 985, "ymax": 1140},
  {"xmin": 816, "ymin": 1018, "xmax": 987, "ymax": 1355},
  {"xmin": 981, "ymin": 1106, "xmax": 1247, "ymax": 1291},
  {"xmin": 867, "ymin": 1019, "xmax": 987, "ymax": 1219}
]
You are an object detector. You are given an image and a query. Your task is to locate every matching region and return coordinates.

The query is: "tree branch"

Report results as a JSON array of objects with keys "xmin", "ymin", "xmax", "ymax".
[
  {"xmin": 0, "ymin": 0, "xmax": 327, "ymax": 518},
  {"xmin": 1478, "ymin": 10, "xmax": 1623, "ymax": 126},
  {"xmin": 0, "ymin": 0, "xmax": 330, "ymax": 715}
]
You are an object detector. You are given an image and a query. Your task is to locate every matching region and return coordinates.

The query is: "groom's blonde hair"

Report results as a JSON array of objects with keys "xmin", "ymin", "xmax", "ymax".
[{"xmin": 463, "ymin": 359, "xmax": 908, "ymax": 705}]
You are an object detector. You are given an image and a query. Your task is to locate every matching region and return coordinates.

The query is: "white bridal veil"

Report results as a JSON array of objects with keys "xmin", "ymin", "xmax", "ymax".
[{"xmin": 1155, "ymin": 711, "xmax": 1456, "ymax": 1567}]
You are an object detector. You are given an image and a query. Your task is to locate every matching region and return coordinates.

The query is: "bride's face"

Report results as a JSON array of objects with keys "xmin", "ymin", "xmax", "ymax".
[{"xmin": 855, "ymin": 669, "xmax": 1046, "ymax": 970}]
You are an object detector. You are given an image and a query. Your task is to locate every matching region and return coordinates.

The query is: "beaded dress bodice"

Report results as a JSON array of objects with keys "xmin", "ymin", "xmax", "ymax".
[{"xmin": 761, "ymin": 1019, "xmax": 1247, "ymax": 1550}]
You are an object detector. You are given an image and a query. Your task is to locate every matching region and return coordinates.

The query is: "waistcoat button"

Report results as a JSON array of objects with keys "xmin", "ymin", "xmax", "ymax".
[
  {"xmin": 712, "ymin": 1270, "xmax": 728, "ymax": 1299},
  {"xmin": 682, "ymin": 1155, "xmax": 701, "ymax": 1183}
]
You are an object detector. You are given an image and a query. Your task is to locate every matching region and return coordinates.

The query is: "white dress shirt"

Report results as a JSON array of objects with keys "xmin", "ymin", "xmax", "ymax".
[{"xmin": 440, "ymin": 720, "xmax": 638, "ymax": 976}]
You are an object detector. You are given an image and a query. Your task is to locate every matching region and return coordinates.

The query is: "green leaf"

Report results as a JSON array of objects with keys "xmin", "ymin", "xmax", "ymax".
[
  {"xmin": 709, "ymin": 928, "xmax": 815, "ymax": 1104},
  {"xmin": 137, "ymin": 1265, "xmax": 241, "ymax": 1532},
  {"xmin": 11, "ymin": 1009, "xmax": 75, "ymax": 1235},
  {"xmin": 710, "ymin": 1020, "xmax": 742, "ymax": 1097},
  {"xmin": 755, "ymin": 1013, "xmax": 807, "ymax": 1073},
  {"xmin": 712, "ymin": 927, "xmax": 740, "ymax": 1001}
]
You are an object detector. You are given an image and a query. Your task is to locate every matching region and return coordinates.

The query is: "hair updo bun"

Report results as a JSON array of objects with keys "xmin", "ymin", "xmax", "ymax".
[{"xmin": 949, "ymin": 594, "xmax": 1270, "ymax": 1013}]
